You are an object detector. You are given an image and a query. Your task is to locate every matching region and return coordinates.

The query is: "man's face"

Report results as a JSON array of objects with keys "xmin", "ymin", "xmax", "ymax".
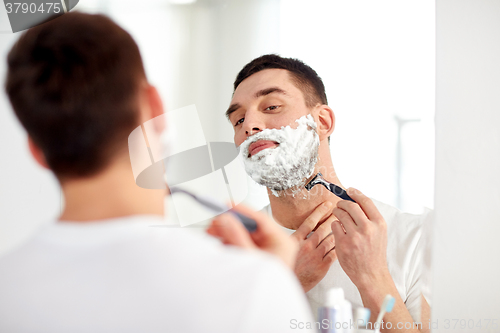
[
  {"xmin": 228, "ymin": 68, "xmax": 321, "ymax": 194},
  {"xmin": 228, "ymin": 69, "xmax": 312, "ymax": 153}
]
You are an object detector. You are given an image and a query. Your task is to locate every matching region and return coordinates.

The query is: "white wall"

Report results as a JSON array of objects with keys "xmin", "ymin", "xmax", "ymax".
[
  {"xmin": 433, "ymin": 0, "xmax": 500, "ymax": 331},
  {"xmin": 280, "ymin": 0, "xmax": 435, "ymax": 214}
]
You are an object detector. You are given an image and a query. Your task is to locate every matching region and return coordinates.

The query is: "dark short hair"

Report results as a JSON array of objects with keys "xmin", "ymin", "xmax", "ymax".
[
  {"xmin": 233, "ymin": 54, "xmax": 328, "ymax": 107},
  {"xmin": 5, "ymin": 12, "xmax": 146, "ymax": 179}
]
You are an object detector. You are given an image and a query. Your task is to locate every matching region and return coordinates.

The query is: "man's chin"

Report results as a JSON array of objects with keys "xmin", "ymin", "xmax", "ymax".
[{"xmin": 267, "ymin": 182, "xmax": 308, "ymax": 198}]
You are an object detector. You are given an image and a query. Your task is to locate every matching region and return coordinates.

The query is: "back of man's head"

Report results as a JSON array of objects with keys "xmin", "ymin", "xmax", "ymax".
[
  {"xmin": 233, "ymin": 54, "xmax": 328, "ymax": 108},
  {"xmin": 6, "ymin": 12, "xmax": 146, "ymax": 180}
]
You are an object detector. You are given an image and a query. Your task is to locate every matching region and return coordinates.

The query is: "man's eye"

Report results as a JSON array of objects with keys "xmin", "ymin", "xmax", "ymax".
[
  {"xmin": 265, "ymin": 105, "xmax": 279, "ymax": 111},
  {"xmin": 235, "ymin": 118, "xmax": 244, "ymax": 126}
]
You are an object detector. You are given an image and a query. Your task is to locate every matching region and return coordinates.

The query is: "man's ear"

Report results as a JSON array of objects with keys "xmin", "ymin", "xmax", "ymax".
[
  {"xmin": 28, "ymin": 137, "xmax": 49, "ymax": 169},
  {"xmin": 316, "ymin": 105, "xmax": 335, "ymax": 141},
  {"xmin": 139, "ymin": 83, "xmax": 166, "ymax": 133},
  {"xmin": 147, "ymin": 85, "xmax": 164, "ymax": 118}
]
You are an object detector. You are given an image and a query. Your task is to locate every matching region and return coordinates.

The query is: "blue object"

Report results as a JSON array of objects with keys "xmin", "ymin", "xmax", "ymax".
[{"xmin": 386, "ymin": 297, "xmax": 396, "ymax": 312}]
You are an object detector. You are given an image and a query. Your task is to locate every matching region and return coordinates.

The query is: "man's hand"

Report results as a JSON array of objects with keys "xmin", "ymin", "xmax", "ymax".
[
  {"xmin": 291, "ymin": 202, "xmax": 338, "ymax": 292},
  {"xmin": 331, "ymin": 188, "xmax": 390, "ymax": 290},
  {"xmin": 331, "ymin": 188, "xmax": 421, "ymax": 332},
  {"xmin": 207, "ymin": 204, "xmax": 298, "ymax": 269}
]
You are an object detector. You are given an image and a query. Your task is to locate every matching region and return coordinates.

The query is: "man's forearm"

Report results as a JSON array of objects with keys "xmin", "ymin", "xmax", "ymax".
[{"xmin": 358, "ymin": 272, "xmax": 420, "ymax": 333}]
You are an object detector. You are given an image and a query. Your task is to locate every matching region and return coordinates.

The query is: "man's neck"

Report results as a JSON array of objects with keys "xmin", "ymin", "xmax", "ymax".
[
  {"xmin": 268, "ymin": 164, "xmax": 344, "ymax": 230},
  {"xmin": 59, "ymin": 155, "xmax": 166, "ymax": 222}
]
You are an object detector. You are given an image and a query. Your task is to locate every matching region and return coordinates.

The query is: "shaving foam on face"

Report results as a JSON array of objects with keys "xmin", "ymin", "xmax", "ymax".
[{"xmin": 239, "ymin": 115, "xmax": 320, "ymax": 196}]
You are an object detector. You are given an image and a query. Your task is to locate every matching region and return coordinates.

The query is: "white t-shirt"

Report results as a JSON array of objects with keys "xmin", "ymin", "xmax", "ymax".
[
  {"xmin": 0, "ymin": 215, "xmax": 314, "ymax": 333},
  {"xmin": 263, "ymin": 199, "xmax": 428, "ymax": 322}
]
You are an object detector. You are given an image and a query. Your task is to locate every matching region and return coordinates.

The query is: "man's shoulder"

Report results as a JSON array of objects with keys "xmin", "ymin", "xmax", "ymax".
[
  {"xmin": 371, "ymin": 199, "xmax": 430, "ymax": 230},
  {"xmin": 0, "ymin": 216, "xmax": 312, "ymax": 332},
  {"xmin": 370, "ymin": 199, "xmax": 431, "ymax": 259},
  {"xmin": 372, "ymin": 199, "xmax": 428, "ymax": 274}
]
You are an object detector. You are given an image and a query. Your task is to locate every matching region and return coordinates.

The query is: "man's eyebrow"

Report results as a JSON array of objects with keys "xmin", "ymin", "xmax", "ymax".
[
  {"xmin": 254, "ymin": 87, "xmax": 288, "ymax": 98},
  {"xmin": 225, "ymin": 87, "xmax": 288, "ymax": 120}
]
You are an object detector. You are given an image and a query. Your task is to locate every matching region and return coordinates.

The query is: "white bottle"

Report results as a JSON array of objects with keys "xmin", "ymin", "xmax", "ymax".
[{"xmin": 318, "ymin": 288, "xmax": 353, "ymax": 333}]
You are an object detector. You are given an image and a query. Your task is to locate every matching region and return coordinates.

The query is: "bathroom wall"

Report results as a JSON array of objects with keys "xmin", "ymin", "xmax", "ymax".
[{"xmin": 433, "ymin": 0, "xmax": 500, "ymax": 330}]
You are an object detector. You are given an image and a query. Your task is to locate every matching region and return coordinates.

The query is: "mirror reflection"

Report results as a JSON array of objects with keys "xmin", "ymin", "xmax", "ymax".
[{"xmin": 0, "ymin": 0, "xmax": 434, "ymax": 331}]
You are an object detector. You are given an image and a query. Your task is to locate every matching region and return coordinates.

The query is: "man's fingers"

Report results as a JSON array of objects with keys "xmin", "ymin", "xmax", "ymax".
[
  {"xmin": 346, "ymin": 188, "xmax": 383, "ymax": 222},
  {"xmin": 332, "ymin": 207, "xmax": 357, "ymax": 233},
  {"xmin": 219, "ymin": 204, "xmax": 297, "ymax": 270},
  {"xmin": 331, "ymin": 219, "xmax": 346, "ymax": 238},
  {"xmin": 309, "ymin": 214, "xmax": 336, "ymax": 246},
  {"xmin": 317, "ymin": 233, "xmax": 335, "ymax": 258},
  {"xmin": 336, "ymin": 200, "xmax": 369, "ymax": 229},
  {"xmin": 230, "ymin": 203, "xmax": 291, "ymax": 249},
  {"xmin": 208, "ymin": 213, "xmax": 256, "ymax": 249},
  {"xmin": 293, "ymin": 202, "xmax": 333, "ymax": 241},
  {"xmin": 322, "ymin": 245, "xmax": 337, "ymax": 264},
  {"xmin": 230, "ymin": 203, "xmax": 279, "ymax": 234}
]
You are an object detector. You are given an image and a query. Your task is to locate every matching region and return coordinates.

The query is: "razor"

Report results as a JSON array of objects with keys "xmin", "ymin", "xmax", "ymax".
[{"xmin": 304, "ymin": 172, "xmax": 355, "ymax": 202}]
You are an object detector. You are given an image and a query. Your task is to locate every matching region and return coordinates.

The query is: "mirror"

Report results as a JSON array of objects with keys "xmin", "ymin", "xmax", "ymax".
[
  {"xmin": 91, "ymin": 0, "xmax": 434, "ymax": 325},
  {"xmin": 0, "ymin": 0, "xmax": 435, "ymax": 327}
]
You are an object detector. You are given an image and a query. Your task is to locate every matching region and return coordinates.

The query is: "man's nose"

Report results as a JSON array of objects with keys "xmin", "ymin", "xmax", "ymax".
[
  {"xmin": 242, "ymin": 112, "xmax": 264, "ymax": 137},
  {"xmin": 246, "ymin": 127, "xmax": 261, "ymax": 136}
]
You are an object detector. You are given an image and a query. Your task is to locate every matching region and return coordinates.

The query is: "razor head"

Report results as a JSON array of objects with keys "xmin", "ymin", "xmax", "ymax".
[
  {"xmin": 304, "ymin": 172, "xmax": 356, "ymax": 202},
  {"xmin": 305, "ymin": 172, "xmax": 325, "ymax": 191}
]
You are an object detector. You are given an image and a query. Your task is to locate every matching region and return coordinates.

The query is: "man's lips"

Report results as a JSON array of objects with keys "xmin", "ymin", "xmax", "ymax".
[{"xmin": 248, "ymin": 140, "xmax": 279, "ymax": 157}]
